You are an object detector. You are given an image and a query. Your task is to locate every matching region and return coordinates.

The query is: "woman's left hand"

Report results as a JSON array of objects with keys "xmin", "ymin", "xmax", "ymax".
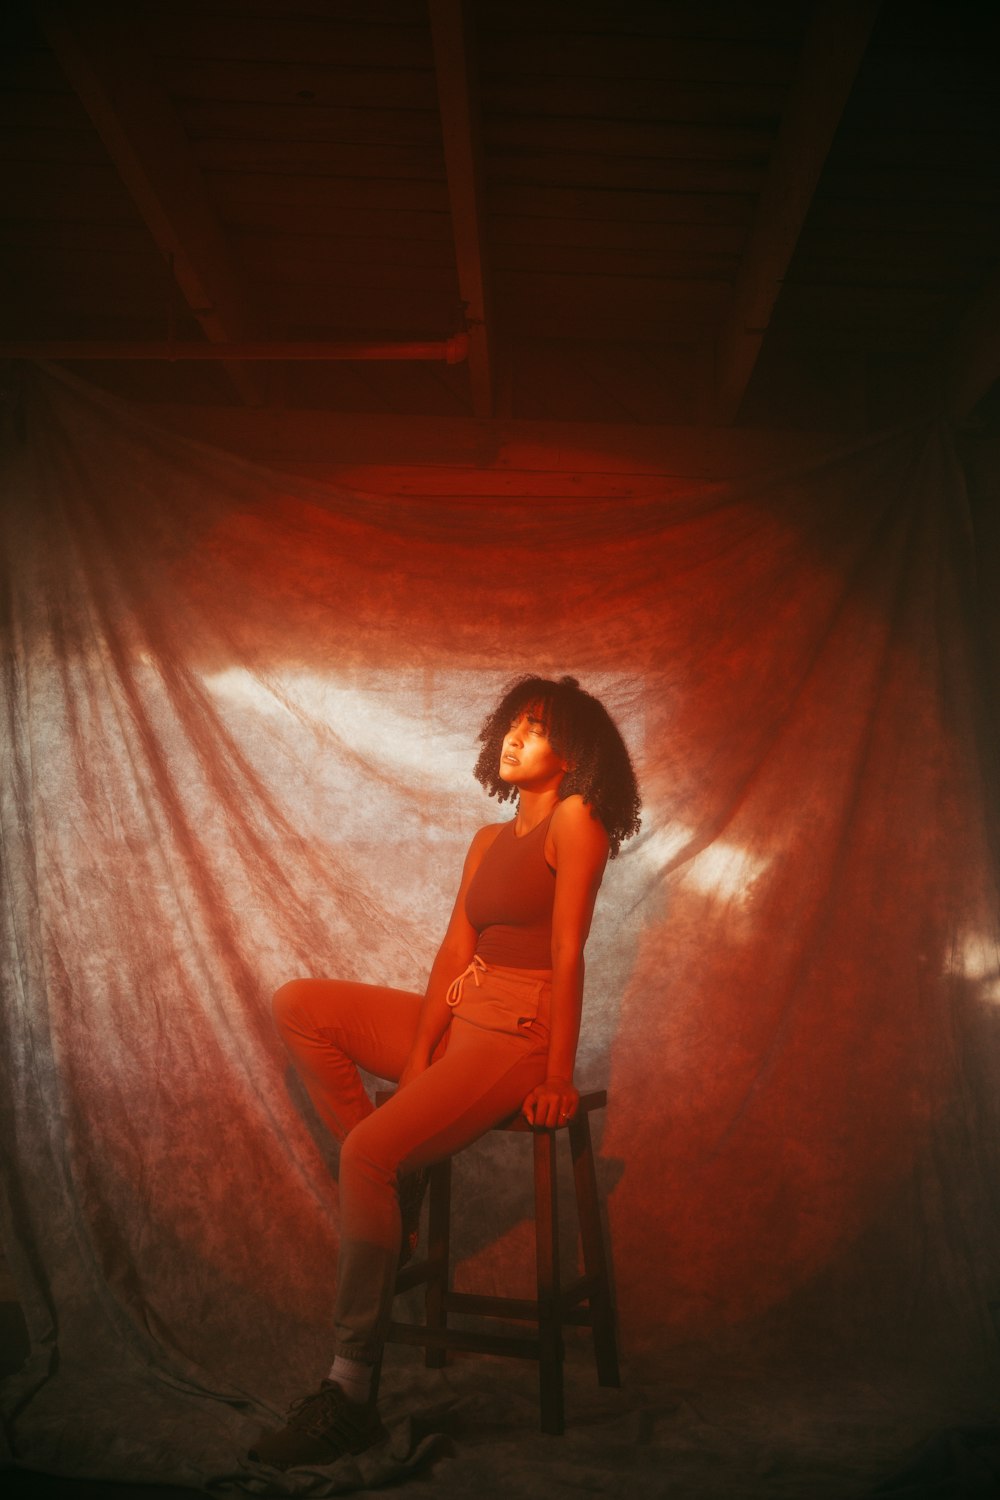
[{"xmin": 521, "ymin": 1077, "xmax": 579, "ymax": 1129}]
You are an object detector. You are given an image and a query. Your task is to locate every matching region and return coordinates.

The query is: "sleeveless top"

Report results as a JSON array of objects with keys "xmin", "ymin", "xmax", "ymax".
[{"xmin": 464, "ymin": 812, "xmax": 556, "ymax": 968}]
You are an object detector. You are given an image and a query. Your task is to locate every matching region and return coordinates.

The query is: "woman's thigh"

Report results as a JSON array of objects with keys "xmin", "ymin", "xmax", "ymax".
[{"xmin": 345, "ymin": 1021, "xmax": 549, "ymax": 1179}]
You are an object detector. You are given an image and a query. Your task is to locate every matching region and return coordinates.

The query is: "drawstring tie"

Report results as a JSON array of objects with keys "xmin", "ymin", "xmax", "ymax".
[{"xmin": 446, "ymin": 955, "xmax": 487, "ymax": 1008}]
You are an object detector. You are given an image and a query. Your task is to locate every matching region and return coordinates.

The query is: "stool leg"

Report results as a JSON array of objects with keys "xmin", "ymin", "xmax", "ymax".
[
  {"xmin": 424, "ymin": 1157, "xmax": 451, "ymax": 1368},
  {"xmin": 533, "ymin": 1127, "xmax": 564, "ymax": 1435},
  {"xmin": 569, "ymin": 1113, "xmax": 620, "ymax": 1388},
  {"xmin": 368, "ymin": 1346, "xmax": 384, "ymax": 1406}
]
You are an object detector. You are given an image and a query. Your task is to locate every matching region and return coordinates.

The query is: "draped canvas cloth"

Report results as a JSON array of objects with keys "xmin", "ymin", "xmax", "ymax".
[{"xmin": 1, "ymin": 362, "xmax": 999, "ymax": 1495}]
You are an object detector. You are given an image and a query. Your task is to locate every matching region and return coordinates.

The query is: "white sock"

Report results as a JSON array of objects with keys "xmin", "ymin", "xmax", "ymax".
[{"xmin": 326, "ymin": 1355, "xmax": 372, "ymax": 1405}]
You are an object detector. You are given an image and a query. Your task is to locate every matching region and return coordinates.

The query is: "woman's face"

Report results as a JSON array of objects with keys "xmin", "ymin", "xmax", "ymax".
[{"xmin": 499, "ymin": 706, "xmax": 568, "ymax": 794}]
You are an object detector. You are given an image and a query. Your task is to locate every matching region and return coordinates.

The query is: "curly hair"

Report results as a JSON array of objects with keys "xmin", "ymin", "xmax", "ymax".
[{"xmin": 473, "ymin": 675, "xmax": 641, "ymax": 858}]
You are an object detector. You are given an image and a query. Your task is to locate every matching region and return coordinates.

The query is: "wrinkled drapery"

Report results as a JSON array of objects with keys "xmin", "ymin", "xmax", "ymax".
[{"xmin": 1, "ymin": 363, "xmax": 999, "ymax": 1495}]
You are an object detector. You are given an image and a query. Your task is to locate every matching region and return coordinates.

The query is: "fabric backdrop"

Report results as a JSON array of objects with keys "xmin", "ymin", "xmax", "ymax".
[{"xmin": 1, "ymin": 362, "xmax": 999, "ymax": 1496}]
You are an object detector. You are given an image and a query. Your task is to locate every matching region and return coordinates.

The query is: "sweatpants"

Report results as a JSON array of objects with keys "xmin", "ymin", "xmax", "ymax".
[{"xmin": 272, "ymin": 963, "xmax": 552, "ymax": 1365}]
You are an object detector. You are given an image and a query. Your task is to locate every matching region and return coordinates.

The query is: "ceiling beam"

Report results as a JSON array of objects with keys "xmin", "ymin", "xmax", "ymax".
[
  {"xmin": 428, "ymin": 0, "xmax": 494, "ymax": 417},
  {"xmin": 1, "ymin": 336, "xmax": 470, "ymax": 362},
  {"xmin": 712, "ymin": 0, "xmax": 880, "ymax": 425},
  {"xmin": 944, "ymin": 265, "xmax": 1000, "ymax": 424},
  {"xmin": 33, "ymin": 0, "xmax": 265, "ymax": 406}
]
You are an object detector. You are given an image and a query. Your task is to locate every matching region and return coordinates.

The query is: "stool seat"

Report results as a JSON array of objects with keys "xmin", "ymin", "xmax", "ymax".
[{"xmin": 374, "ymin": 1088, "xmax": 619, "ymax": 1435}]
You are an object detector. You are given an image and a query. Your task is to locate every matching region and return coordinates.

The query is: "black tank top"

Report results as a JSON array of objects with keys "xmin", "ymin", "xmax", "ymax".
[{"xmin": 464, "ymin": 813, "xmax": 556, "ymax": 968}]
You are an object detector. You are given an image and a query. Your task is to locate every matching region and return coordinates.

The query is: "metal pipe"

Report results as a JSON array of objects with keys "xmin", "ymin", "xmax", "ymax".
[{"xmin": 0, "ymin": 334, "xmax": 470, "ymax": 364}]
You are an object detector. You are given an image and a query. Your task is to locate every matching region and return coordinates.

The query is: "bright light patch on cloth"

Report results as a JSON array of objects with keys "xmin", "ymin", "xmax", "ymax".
[
  {"xmin": 202, "ymin": 666, "xmax": 470, "ymax": 782},
  {"xmin": 948, "ymin": 927, "xmax": 1000, "ymax": 999},
  {"xmin": 629, "ymin": 822, "xmax": 770, "ymax": 902}
]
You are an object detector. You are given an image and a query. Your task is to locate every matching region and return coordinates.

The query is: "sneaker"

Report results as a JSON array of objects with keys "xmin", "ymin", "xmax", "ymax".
[{"xmin": 248, "ymin": 1379, "xmax": 386, "ymax": 1470}]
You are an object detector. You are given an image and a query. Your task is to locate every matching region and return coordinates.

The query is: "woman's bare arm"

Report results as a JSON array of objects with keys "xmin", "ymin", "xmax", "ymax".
[{"xmin": 521, "ymin": 797, "xmax": 609, "ymax": 1127}]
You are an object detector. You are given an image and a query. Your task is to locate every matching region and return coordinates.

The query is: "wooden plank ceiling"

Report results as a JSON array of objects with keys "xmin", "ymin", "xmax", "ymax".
[{"xmin": 1, "ymin": 0, "xmax": 999, "ymax": 432}]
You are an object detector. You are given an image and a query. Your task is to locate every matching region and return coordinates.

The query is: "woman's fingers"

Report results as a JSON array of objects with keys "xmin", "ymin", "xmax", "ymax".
[{"xmin": 521, "ymin": 1083, "xmax": 578, "ymax": 1127}]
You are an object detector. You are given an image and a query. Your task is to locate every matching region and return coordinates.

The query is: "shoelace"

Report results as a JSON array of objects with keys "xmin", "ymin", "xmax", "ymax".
[{"xmin": 446, "ymin": 954, "xmax": 487, "ymax": 1008}]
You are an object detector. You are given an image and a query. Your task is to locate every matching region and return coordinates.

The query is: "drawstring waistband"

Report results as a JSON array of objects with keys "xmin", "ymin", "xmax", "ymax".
[{"xmin": 446, "ymin": 955, "xmax": 487, "ymax": 1007}]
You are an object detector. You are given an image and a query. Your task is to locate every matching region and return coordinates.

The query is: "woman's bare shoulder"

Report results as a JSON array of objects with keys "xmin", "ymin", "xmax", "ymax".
[
  {"xmin": 552, "ymin": 793, "xmax": 588, "ymax": 820},
  {"xmin": 552, "ymin": 794, "xmax": 603, "ymax": 828},
  {"xmin": 455, "ymin": 819, "xmax": 508, "ymax": 888},
  {"xmin": 551, "ymin": 796, "xmax": 610, "ymax": 851},
  {"xmin": 469, "ymin": 820, "xmax": 508, "ymax": 854},
  {"xmin": 467, "ymin": 816, "xmax": 512, "ymax": 864}
]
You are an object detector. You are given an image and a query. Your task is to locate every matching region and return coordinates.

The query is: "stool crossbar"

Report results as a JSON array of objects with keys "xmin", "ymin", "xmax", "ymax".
[{"xmin": 374, "ymin": 1088, "xmax": 619, "ymax": 1435}]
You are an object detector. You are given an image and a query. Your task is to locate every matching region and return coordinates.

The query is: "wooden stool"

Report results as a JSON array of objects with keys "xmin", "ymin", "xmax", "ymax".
[{"xmin": 374, "ymin": 1089, "xmax": 619, "ymax": 1435}]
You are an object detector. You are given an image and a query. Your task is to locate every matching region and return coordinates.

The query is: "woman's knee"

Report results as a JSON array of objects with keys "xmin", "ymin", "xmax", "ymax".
[
  {"xmin": 272, "ymin": 977, "xmax": 364, "ymax": 1046},
  {"xmin": 271, "ymin": 977, "xmax": 312, "ymax": 1034}
]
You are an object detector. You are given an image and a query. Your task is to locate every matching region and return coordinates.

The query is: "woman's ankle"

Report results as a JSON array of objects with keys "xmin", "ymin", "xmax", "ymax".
[{"xmin": 327, "ymin": 1354, "xmax": 373, "ymax": 1406}]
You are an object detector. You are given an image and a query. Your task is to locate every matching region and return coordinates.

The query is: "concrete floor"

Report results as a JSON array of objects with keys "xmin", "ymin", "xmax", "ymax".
[{"xmin": 2, "ymin": 1299, "xmax": 198, "ymax": 1500}]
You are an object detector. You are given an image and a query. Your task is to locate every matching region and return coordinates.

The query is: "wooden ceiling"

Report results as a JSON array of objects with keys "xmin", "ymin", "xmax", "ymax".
[{"xmin": 2, "ymin": 0, "xmax": 1000, "ymax": 432}]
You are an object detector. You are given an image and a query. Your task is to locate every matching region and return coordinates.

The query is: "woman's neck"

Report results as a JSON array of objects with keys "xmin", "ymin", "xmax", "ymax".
[{"xmin": 514, "ymin": 788, "xmax": 560, "ymax": 836}]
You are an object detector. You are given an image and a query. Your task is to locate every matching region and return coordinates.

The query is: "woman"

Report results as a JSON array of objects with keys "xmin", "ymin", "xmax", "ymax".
[{"xmin": 250, "ymin": 674, "xmax": 640, "ymax": 1469}]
